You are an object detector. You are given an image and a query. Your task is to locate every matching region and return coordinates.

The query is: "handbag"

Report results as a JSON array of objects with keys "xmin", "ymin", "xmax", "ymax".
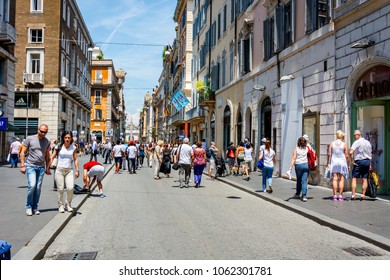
[
  {"xmin": 172, "ymin": 145, "xmax": 182, "ymax": 170},
  {"xmin": 307, "ymin": 147, "xmax": 317, "ymax": 171},
  {"xmin": 366, "ymin": 172, "xmax": 378, "ymax": 198},
  {"xmin": 256, "ymin": 149, "xmax": 264, "ymax": 169},
  {"xmin": 6, "ymin": 154, "xmax": 10, "ymax": 162}
]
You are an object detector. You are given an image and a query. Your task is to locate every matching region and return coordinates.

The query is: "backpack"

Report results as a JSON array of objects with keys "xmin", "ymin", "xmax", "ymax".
[
  {"xmin": 307, "ymin": 147, "xmax": 317, "ymax": 171},
  {"xmin": 206, "ymin": 148, "xmax": 212, "ymax": 159}
]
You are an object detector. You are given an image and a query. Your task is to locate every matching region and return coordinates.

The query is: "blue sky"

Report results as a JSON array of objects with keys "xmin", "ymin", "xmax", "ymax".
[{"xmin": 77, "ymin": 0, "xmax": 177, "ymax": 125}]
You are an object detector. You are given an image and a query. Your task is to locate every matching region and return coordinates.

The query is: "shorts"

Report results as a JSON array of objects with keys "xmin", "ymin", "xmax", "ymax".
[
  {"xmin": 352, "ymin": 159, "xmax": 370, "ymax": 179},
  {"xmin": 244, "ymin": 160, "xmax": 252, "ymax": 169},
  {"xmin": 227, "ymin": 158, "xmax": 235, "ymax": 167},
  {"xmin": 114, "ymin": 157, "xmax": 122, "ymax": 163},
  {"xmin": 88, "ymin": 165, "xmax": 105, "ymax": 181},
  {"xmin": 209, "ymin": 159, "xmax": 215, "ymax": 170}
]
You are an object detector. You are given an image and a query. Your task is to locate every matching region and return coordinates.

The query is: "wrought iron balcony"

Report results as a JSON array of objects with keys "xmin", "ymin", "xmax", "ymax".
[{"xmin": 198, "ymin": 91, "xmax": 215, "ymax": 108}]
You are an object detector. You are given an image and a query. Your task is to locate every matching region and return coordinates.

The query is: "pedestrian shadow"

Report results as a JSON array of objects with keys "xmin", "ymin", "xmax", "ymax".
[
  {"xmin": 38, "ymin": 208, "xmax": 60, "ymax": 213},
  {"xmin": 227, "ymin": 196, "xmax": 241, "ymax": 199},
  {"xmin": 285, "ymin": 196, "xmax": 313, "ymax": 202},
  {"xmin": 17, "ymin": 186, "xmax": 28, "ymax": 189}
]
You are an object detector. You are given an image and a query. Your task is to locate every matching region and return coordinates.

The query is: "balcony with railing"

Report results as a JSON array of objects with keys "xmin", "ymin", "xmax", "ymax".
[
  {"xmin": 198, "ymin": 90, "xmax": 215, "ymax": 108},
  {"xmin": 23, "ymin": 73, "xmax": 44, "ymax": 85},
  {"xmin": 185, "ymin": 106, "xmax": 205, "ymax": 122},
  {"xmin": 0, "ymin": 21, "xmax": 16, "ymax": 44}
]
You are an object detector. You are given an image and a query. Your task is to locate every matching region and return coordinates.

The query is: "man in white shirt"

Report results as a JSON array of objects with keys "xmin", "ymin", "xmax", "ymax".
[
  {"xmin": 126, "ymin": 140, "xmax": 138, "ymax": 174},
  {"xmin": 89, "ymin": 138, "xmax": 98, "ymax": 161},
  {"xmin": 350, "ymin": 130, "xmax": 372, "ymax": 200},
  {"xmin": 175, "ymin": 137, "xmax": 193, "ymax": 188},
  {"xmin": 103, "ymin": 138, "xmax": 112, "ymax": 164}
]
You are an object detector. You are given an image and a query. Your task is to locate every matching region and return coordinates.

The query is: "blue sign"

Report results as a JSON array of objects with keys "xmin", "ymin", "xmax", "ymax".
[
  {"xmin": 171, "ymin": 91, "xmax": 189, "ymax": 110},
  {"xmin": 0, "ymin": 118, "xmax": 7, "ymax": 131}
]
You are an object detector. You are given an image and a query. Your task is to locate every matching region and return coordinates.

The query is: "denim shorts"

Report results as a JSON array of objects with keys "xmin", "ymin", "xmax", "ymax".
[{"xmin": 352, "ymin": 159, "xmax": 370, "ymax": 179}]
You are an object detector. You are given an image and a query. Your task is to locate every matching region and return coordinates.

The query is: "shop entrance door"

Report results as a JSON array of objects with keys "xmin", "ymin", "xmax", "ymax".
[{"xmin": 355, "ymin": 105, "xmax": 386, "ymax": 192}]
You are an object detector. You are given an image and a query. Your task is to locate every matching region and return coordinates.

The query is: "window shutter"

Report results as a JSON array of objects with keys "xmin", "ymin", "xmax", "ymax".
[
  {"xmin": 263, "ymin": 18, "xmax": 271, "ymax": 60},
  {"xmin": 275, "ymin": 5, "xmax": 285, "ymax": 52}
]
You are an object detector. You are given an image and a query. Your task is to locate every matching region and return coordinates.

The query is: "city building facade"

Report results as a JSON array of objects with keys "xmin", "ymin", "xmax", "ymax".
[
  {"xmin": 14, "ymin": 0, "xmax": 93, "ymax": 143},
  {"xmin": 0, "ymin": 0, "xmax": 16, "ymax": 161},
  {"xmin": 90, "ymin": 47, "xmax": 125, "ymax": 143}
]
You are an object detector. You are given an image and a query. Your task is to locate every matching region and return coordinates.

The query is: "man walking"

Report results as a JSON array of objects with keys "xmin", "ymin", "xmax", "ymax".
[
  {"xmin": 20, "ymin": 124, "xmax": 52, "ymax": 216},
  {"xmin": 175, "ymin": 137, "xmax": 193, "ymax": 188},
  {"xmin": 103, "ymin": 138, "xmax": 112, "ymax": 164},
  {"xmin": 90, "ymin": 137, "xmax": 98, "ymax": 161},
  {"xmin": 350, "ymin": 130, "xmax": 372, "ymax": 200}
]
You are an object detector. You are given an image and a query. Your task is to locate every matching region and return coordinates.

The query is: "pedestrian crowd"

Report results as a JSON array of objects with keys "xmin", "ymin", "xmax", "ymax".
[{"xmin": 7, "ymin": 122, "xmax": 374, "ymax": 216}]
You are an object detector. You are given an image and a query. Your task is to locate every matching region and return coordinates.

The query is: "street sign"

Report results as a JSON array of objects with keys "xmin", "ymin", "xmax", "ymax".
[{"xmin": 0, "ymin": 118, "xmax": 7, "ymax": 131}]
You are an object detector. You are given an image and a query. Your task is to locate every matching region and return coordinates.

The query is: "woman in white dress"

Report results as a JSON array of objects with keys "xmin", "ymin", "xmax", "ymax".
[{"xmin": 327, "ymin": 130, "xmax": 350, "ymax": 201}]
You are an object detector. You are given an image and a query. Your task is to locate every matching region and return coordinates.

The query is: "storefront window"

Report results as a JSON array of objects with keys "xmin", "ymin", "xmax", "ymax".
[{"xmin": 302, "ymin": 111, "xmax": 319, "ymax": 153}]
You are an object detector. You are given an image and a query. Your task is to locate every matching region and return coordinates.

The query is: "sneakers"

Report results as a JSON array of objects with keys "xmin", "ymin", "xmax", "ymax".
[
  {"xmin": 360, "ymin": 195, "xmax": 365, "ymax": 201},
  {"xmin": 332, "ymin": 195, "xmax": 338, "ymax": 201},
  {"xmin": 66, "ymin": 205, "xmax": 73, "ymax": 212},
  {"xmin": 262, "ymin": 189, "xmax": 267, "ymax": 193},
  {"xmin": 99, "ymin": 193, "xmax": 106, "ymax": 198},
  {"xmin": 294, "ymin": 194, "xmax": 300, "ymax": 199},
  {"xmin": 301, "ymin": 196, "xmax": 308, "ymax": 202},
  {"xmin": 338, "ymin": 195, "xmax": 344, "ymax": 201},
  {"xmin": 33, "ymin": 209, "xmax": 40, "ymax": 215},
  {"xmin": 26, "ymin": 208, "xmax": 33, "ymax": 216},
  {"xmin": 58, "ymin": 205, "xmax": 65, "ymax": 213},
  {"xmin": 351, "ymin": 195, "xmax": 357, "ymax": 200}
]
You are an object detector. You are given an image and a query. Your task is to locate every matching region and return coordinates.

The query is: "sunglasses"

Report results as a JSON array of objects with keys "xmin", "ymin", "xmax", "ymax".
[{"xmin": 39, "ymin": 130, "xmax": 48, "ymax": 134}]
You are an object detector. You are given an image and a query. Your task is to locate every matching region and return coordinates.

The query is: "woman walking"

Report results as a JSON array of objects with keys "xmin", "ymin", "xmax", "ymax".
[
  {"xmin": 160, "ymin": 143, "xmax": 172, "ymax": 178},
  {"xmin": 243, "ymin": 143, "xmax": 253, "ymax": 181},
  {"xmin": 235, "ymin": 141, "xmax": 245, "ymax": 176},
  {"xmin": 193, "ymin": 141, "xmax": 207, "ymax": 188},
  {"xmin": 327, "ymin": 130, "xmax": 349, "ymax": 201},
  {"xmin": 289, "ymin": 137, "xmax": 310, "ymax": 202},
  {"xmin": 154, "ymin": 140, "xmax": 164, "ymax": 179},
  {"xmin": 259, "ymin": 140, "xmax": 276, "ymax": 193},
  {"xmin": 50, "ymin": 131, "xmax": 79, "ymax": 213},
  {"xmin": 146, "ymin": 142, "xmax": 154, "ymax": 168}
]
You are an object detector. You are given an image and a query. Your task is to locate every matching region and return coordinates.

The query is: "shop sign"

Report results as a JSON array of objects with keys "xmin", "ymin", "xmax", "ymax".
[
  {"xmin": 355, "ymin": 66, "xmax": 390, "ymax": 101},
  {"xmin": 0, "ymin": 117, "xmax": 7, "ymax": 131}
]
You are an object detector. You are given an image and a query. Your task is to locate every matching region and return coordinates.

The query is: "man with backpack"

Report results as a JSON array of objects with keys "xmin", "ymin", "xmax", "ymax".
[{"xmin": 226, "ymin": 141, "xmax": 236, "ymax": 175}]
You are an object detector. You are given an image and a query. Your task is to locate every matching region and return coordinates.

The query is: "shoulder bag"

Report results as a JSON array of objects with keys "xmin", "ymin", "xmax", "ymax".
[{"xmin": 172, "ymin": 145, "xmax": 182, "ymax": 170}]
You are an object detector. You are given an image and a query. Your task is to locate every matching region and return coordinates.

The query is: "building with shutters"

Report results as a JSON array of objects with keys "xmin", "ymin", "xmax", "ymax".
[{"xmin": 13, "ymin": 0, "xmax": 93, "ymax": 143}]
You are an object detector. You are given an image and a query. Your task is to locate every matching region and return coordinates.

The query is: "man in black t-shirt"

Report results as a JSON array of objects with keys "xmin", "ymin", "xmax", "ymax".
[{"xmin": 226, "ymin": 141, "xmax": 236, "ymax": 175}]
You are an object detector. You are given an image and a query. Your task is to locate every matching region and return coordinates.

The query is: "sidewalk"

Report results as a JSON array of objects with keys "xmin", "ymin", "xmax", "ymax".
[{"xmin": 211, "ymin": 170, "xmax": 390, "ymax": 251}]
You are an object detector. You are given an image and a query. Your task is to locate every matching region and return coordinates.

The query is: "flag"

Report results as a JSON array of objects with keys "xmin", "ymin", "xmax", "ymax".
[{"xmin": 171, "ymin": 91, "xmax": 189, "ymax": 110}]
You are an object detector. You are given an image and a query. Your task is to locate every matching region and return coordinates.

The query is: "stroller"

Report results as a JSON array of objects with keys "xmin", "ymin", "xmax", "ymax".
[{"xmin": 215, "ymin": 154, "xmax": 228, "ymax": 178}]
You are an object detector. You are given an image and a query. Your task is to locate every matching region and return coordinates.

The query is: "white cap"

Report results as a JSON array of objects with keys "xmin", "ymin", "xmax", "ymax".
[
  {"xmin": 302, "ymin": 134, "xmax": 309, "ymax": 141},
  {"xmin": 183, "ymin": 137, "xmax": 189, "ymax": 144},
  {"xmin": 261, "ymin": 138, "xmax": 266, "ymax": 143}
]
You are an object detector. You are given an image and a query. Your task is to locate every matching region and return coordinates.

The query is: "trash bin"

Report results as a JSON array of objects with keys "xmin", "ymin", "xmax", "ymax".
[{"xmin": 0, "ymin": 240, "xmax": 11, "ymax": 260}]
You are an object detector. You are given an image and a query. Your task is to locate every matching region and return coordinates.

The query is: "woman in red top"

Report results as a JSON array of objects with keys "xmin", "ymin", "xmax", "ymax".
[{"xmin": 193, "ymin": 141, "xmax": 207, "ymax": 188}]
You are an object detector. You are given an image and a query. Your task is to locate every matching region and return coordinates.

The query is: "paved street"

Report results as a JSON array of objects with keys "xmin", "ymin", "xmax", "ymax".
[{"xmin": 40, "ymin": 166, "xmax": 390, "ymax": 260}]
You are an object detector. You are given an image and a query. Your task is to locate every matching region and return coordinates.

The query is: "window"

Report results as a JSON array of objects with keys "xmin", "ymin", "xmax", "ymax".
[
  {"xmin": 15, "ymin": 93, "xmax": 39, "ymax": 109},
  {"xmin": 231, "ymin": 0, "xmax": 235, "ymax": 23},
  {"xmin": 306, "ymin": 0, "xmax": 330, "ymax": 34},
  {"xmin": 95, "ymin": 109, "xmax": 102, "ymax": 120},
  {"xmin": 0, "ymin": 58, "xmax": 4, "ymax": 85},
  {"xmin": 67, "ymin": 7, "xmax": 70, "ymax": 27},
  {"xmin": 263, "ymin": 16, "xmax": 275, "ymax": 61},
  {"xmin": 94, "ymin": 90, "xmax": 101, "ymax": 104},
  {"xmin": 31, "ymin": 0, "xmax": 43, "ymax": 12},
  {"xmin": 2, "ymin": 0, "xmax": 10, "ymax": 22},
  {"xmin": 29, "ymin": 29, "xmax": 43, "ymax": 43},
  {"xmin": 62, "ymin": 97, "xmax": 67, "ymax": 112},
  {"xmin": 242, "ymin": 38, "xmax": 250, "ymax": 74},
  {"xmin": 26, "ymin": 50, "xmax": 44, "ymax": 74},
  {"xmin": 62, "ymin": 0, "xmax": 66, "ymax": 20},
  {"xmin": 211, "ymin": 63, "xmax": 220, "ymax": 92}
]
